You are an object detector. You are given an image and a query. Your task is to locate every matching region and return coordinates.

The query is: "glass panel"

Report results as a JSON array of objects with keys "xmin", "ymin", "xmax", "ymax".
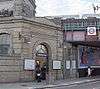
[
  {"xmin": 36, "ymin": 44, "xmax": 48, "ymax": 57},
  {"xmin": 36, "ymin": 45, "xmax": 41, "ymax": 51},
  {"xmin": 64, "ymin": 24, "xmax": 68, "ymax": 30},
  {"xmin": 97, "ymin": 21, "xmax": 100, "ymax": 29},
  {"xmin": 0, "ymin": 33, "xmax": 10, "ymax": 54},
  {"xmin": 0, "ymin": 44, "xmax": 10, "ymax": 54},
  {"xmin": 38, "ymin": 49, "xmax": 44, "ymax": 54}
]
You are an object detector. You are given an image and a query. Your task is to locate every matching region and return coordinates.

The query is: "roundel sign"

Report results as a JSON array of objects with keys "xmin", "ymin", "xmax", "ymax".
[{"xmin": 87, "ymin": 27, "xmax": 96, "ymax": 35}]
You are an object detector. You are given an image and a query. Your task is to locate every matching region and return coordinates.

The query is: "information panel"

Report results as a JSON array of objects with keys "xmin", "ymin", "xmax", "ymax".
[
  {"xmin": 66, "ymin": 60, "xmax": 70, "ymax": 69},
  {"xmin": 24, "ymin": 59, "xmax": 35, "ymax": 70},
  {"xmin": 53, "ymin": 61, "xmax": 61, "ymax": 70},
  {"xmin": 72, "ymin": 60, "xmax": 76, "ymax": 69}
]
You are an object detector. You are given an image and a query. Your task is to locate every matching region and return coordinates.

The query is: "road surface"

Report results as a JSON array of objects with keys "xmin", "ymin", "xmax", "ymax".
[{"xmin": 46, "ymin": 81, "xmax": 100, "ymax": 89}]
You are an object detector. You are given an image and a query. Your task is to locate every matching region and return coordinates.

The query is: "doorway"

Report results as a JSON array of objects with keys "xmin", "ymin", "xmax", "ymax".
[{"xmin": 35, "ymin": 44, "xmax": 49, "ymax": 80}]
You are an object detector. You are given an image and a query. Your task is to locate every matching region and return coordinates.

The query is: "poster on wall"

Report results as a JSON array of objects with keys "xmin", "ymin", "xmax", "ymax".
[
  {"xmin": 53, "ymin": 61, "xmax": 61, "ymax": 70},
  {"xmin": 72, "ymin": 60, "xmax": 76, "ymax": 69},
  {"xmin": 66, "ymin": 60, "xmax": 70, "ymax": 69},
  {"xmin": 24, "ymin": 59, "xmax": 35, "ymax": 70},
  {"xmin": 79, "ymin": 46, "xmax": 100, "ymax": 68}
]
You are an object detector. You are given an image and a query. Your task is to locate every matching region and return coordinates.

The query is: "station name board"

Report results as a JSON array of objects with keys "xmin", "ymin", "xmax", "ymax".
[{"xmin": 0, "ymin": 9, "xmax": 13, "ymax": 17}]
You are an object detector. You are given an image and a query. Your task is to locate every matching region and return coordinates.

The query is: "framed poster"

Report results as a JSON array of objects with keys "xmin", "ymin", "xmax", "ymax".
[
  {"xmin": 66, "ymin": 60, "xmax": 70, "ymax": 69},
  {"xmin": 53, "ymin": 61, "xmax": 61, "ymax": 70},
  {"xmin": 24, "ymin": 59, "xmax": 35, "ymax": 70},
  {"xmin": 72, "ymin": 60, "xmax": 76, "ymax": 69}
]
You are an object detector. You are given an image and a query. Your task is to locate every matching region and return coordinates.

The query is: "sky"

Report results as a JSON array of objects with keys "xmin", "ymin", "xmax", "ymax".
[
  {"xmin": 0, "ymin": 1, "xmax": 14, "ymax": 10},
  {"xmin": 36, "ymin": 0, "xmax": 100, "ymax": 16}
]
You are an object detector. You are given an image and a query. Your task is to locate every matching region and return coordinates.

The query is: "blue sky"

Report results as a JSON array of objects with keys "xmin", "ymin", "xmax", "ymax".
[{"xmin": 36, "ymin": 0, "xmax": 100, "ymax": 16}]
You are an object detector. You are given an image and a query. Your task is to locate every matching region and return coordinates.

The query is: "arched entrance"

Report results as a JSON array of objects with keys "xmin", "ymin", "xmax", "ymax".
[{"xmin": 35, "ymin": 43, "xmax": 49, "ymax": 80}]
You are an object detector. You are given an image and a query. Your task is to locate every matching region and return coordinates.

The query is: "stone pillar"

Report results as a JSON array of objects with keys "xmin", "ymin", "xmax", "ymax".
[
  {"xmin": 70, "ymin": 45, "xmax": 78, "ymax": 78},
  {"xmin": 63, "ymin": 42, "xmax": 71, "ymax": 79},
  {"xmin": 13, "ymin": 0, "xmax": 23, "ymax": 16},
  {"xmin": 14, "ymin": 0, "xmax": 36, "ymax": 18},
  {"xmin": 46, "ymin": 58, "xmax": 54, "ymax": 84},
  {"xmin": 75, "ymin": 45, "xmax": 79, "ymax": 78}
]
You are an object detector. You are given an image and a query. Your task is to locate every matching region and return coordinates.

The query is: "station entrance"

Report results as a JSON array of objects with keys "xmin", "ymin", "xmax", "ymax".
[{"xmin": 35, "ymin": 44, "xmax": 49, "ymax": 81}]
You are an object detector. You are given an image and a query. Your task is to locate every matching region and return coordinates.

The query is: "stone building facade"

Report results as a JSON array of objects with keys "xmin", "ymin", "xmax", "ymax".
[{"xmin": 0, "ymin": 0, "xmax": 63, "ymax": 82}]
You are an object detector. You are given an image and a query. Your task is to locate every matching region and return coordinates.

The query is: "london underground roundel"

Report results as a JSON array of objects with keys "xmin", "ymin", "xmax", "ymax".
[{"xmin": 87, "ymin": 27, "xmax": 96, "ymax": 35}]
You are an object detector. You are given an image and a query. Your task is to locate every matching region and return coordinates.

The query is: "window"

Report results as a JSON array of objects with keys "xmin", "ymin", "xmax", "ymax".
[
  {"xmin": 0, "ymin": 33, "xmax": 10, "ymax": 54},
  {"xmin": 36, "ymin": 44, "xmax": 48, "ymax": 57},
  {"xmin": 64, "ymin": 23, "xmax": 69, "ymax": 30},
  {"xmin": 72, "ymin": 23, "xmax": 78, "ymax": 29},
  {"xmin": 97, "ymin": 21, "xmax": 100, "ymax": 28}
]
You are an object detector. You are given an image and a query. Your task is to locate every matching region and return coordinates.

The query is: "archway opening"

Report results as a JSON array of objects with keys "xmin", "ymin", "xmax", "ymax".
[{"xmin": 35, "ymin": 44, "xmax": 49, "ymax": 80}]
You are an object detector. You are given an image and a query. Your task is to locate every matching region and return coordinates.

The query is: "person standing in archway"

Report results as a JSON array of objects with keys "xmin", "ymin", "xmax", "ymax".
[
  {"xmin": 35, "ymin": 61, "xmax": 41, "ymax": 82},
  {"xmin": 36, "ymin": 67, "xmax": 41, "ymax": 82},
  {"xmin": 41, "ymin": 64, "xmax": 46, "ymax": 80}
]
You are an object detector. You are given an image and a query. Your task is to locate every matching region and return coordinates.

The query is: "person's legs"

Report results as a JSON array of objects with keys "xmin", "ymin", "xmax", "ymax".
[{"xmin": 37, "ymin": 75, "xmax": 41, "ymax": 82}]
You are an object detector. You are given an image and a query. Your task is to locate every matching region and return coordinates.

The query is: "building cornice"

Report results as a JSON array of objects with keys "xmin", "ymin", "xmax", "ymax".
[{"xmin": 0, "ymin": 16, "xmax": 62, "ymax": 31}]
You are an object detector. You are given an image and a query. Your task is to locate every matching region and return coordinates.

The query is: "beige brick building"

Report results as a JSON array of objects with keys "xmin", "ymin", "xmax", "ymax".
[{"xmin": 0, "ymin": 0, "xmax": 63, "ymax": 82}]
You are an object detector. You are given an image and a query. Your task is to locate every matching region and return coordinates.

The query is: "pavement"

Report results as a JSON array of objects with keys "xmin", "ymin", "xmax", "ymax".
[
  {"xmin": 34, "ymin": 76, "xmax": 100, "ymax": 89},
  {"xmin": 0, "ymin": 76, "xmax": 100, "ymax": 89}
]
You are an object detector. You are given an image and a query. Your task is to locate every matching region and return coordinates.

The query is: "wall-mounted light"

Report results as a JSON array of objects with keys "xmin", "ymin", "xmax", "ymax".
[
  {"xmin": 18, "ymin": 32, "xmax": 31, "ymax": 44},
  {"xmin": 23, "ymin": 36, "xmax": 31, "ymax": 44}
]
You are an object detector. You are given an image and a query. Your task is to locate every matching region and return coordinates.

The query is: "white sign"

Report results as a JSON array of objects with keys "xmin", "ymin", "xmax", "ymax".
[
  {"xmin": 72, "ymin": 60, "xmax": 76, "ymax": 69},
  {"xmin": 66, "ymin": 60, "xmax": 70, "ymax": 69},
  {"xmin": 53, "ymin": 61, "xmax": 61, "ymax": 70},
  {"xmin": 87, "ymin": 27, "xmax": 96, "ymax": 35},
  {"xmin": 24, "ymin": 59, "xmax": 35, "ymax": 70}
]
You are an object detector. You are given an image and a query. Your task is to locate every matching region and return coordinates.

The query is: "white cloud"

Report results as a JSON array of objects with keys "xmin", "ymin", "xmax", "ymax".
[
  {"xmin": 0, "ymin": 1, "xmax": 14, "ymax": 10},
  {"xmin": 80, "ymin": 1, "xmax": 100, "ymax": 14},
  {"xmin": 36, "ymin": 0, "xmax": 100, "ymax": 16},
  {"xmin": 36, "ymin": 0, "xmax": 61, "ymax": 16}
]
